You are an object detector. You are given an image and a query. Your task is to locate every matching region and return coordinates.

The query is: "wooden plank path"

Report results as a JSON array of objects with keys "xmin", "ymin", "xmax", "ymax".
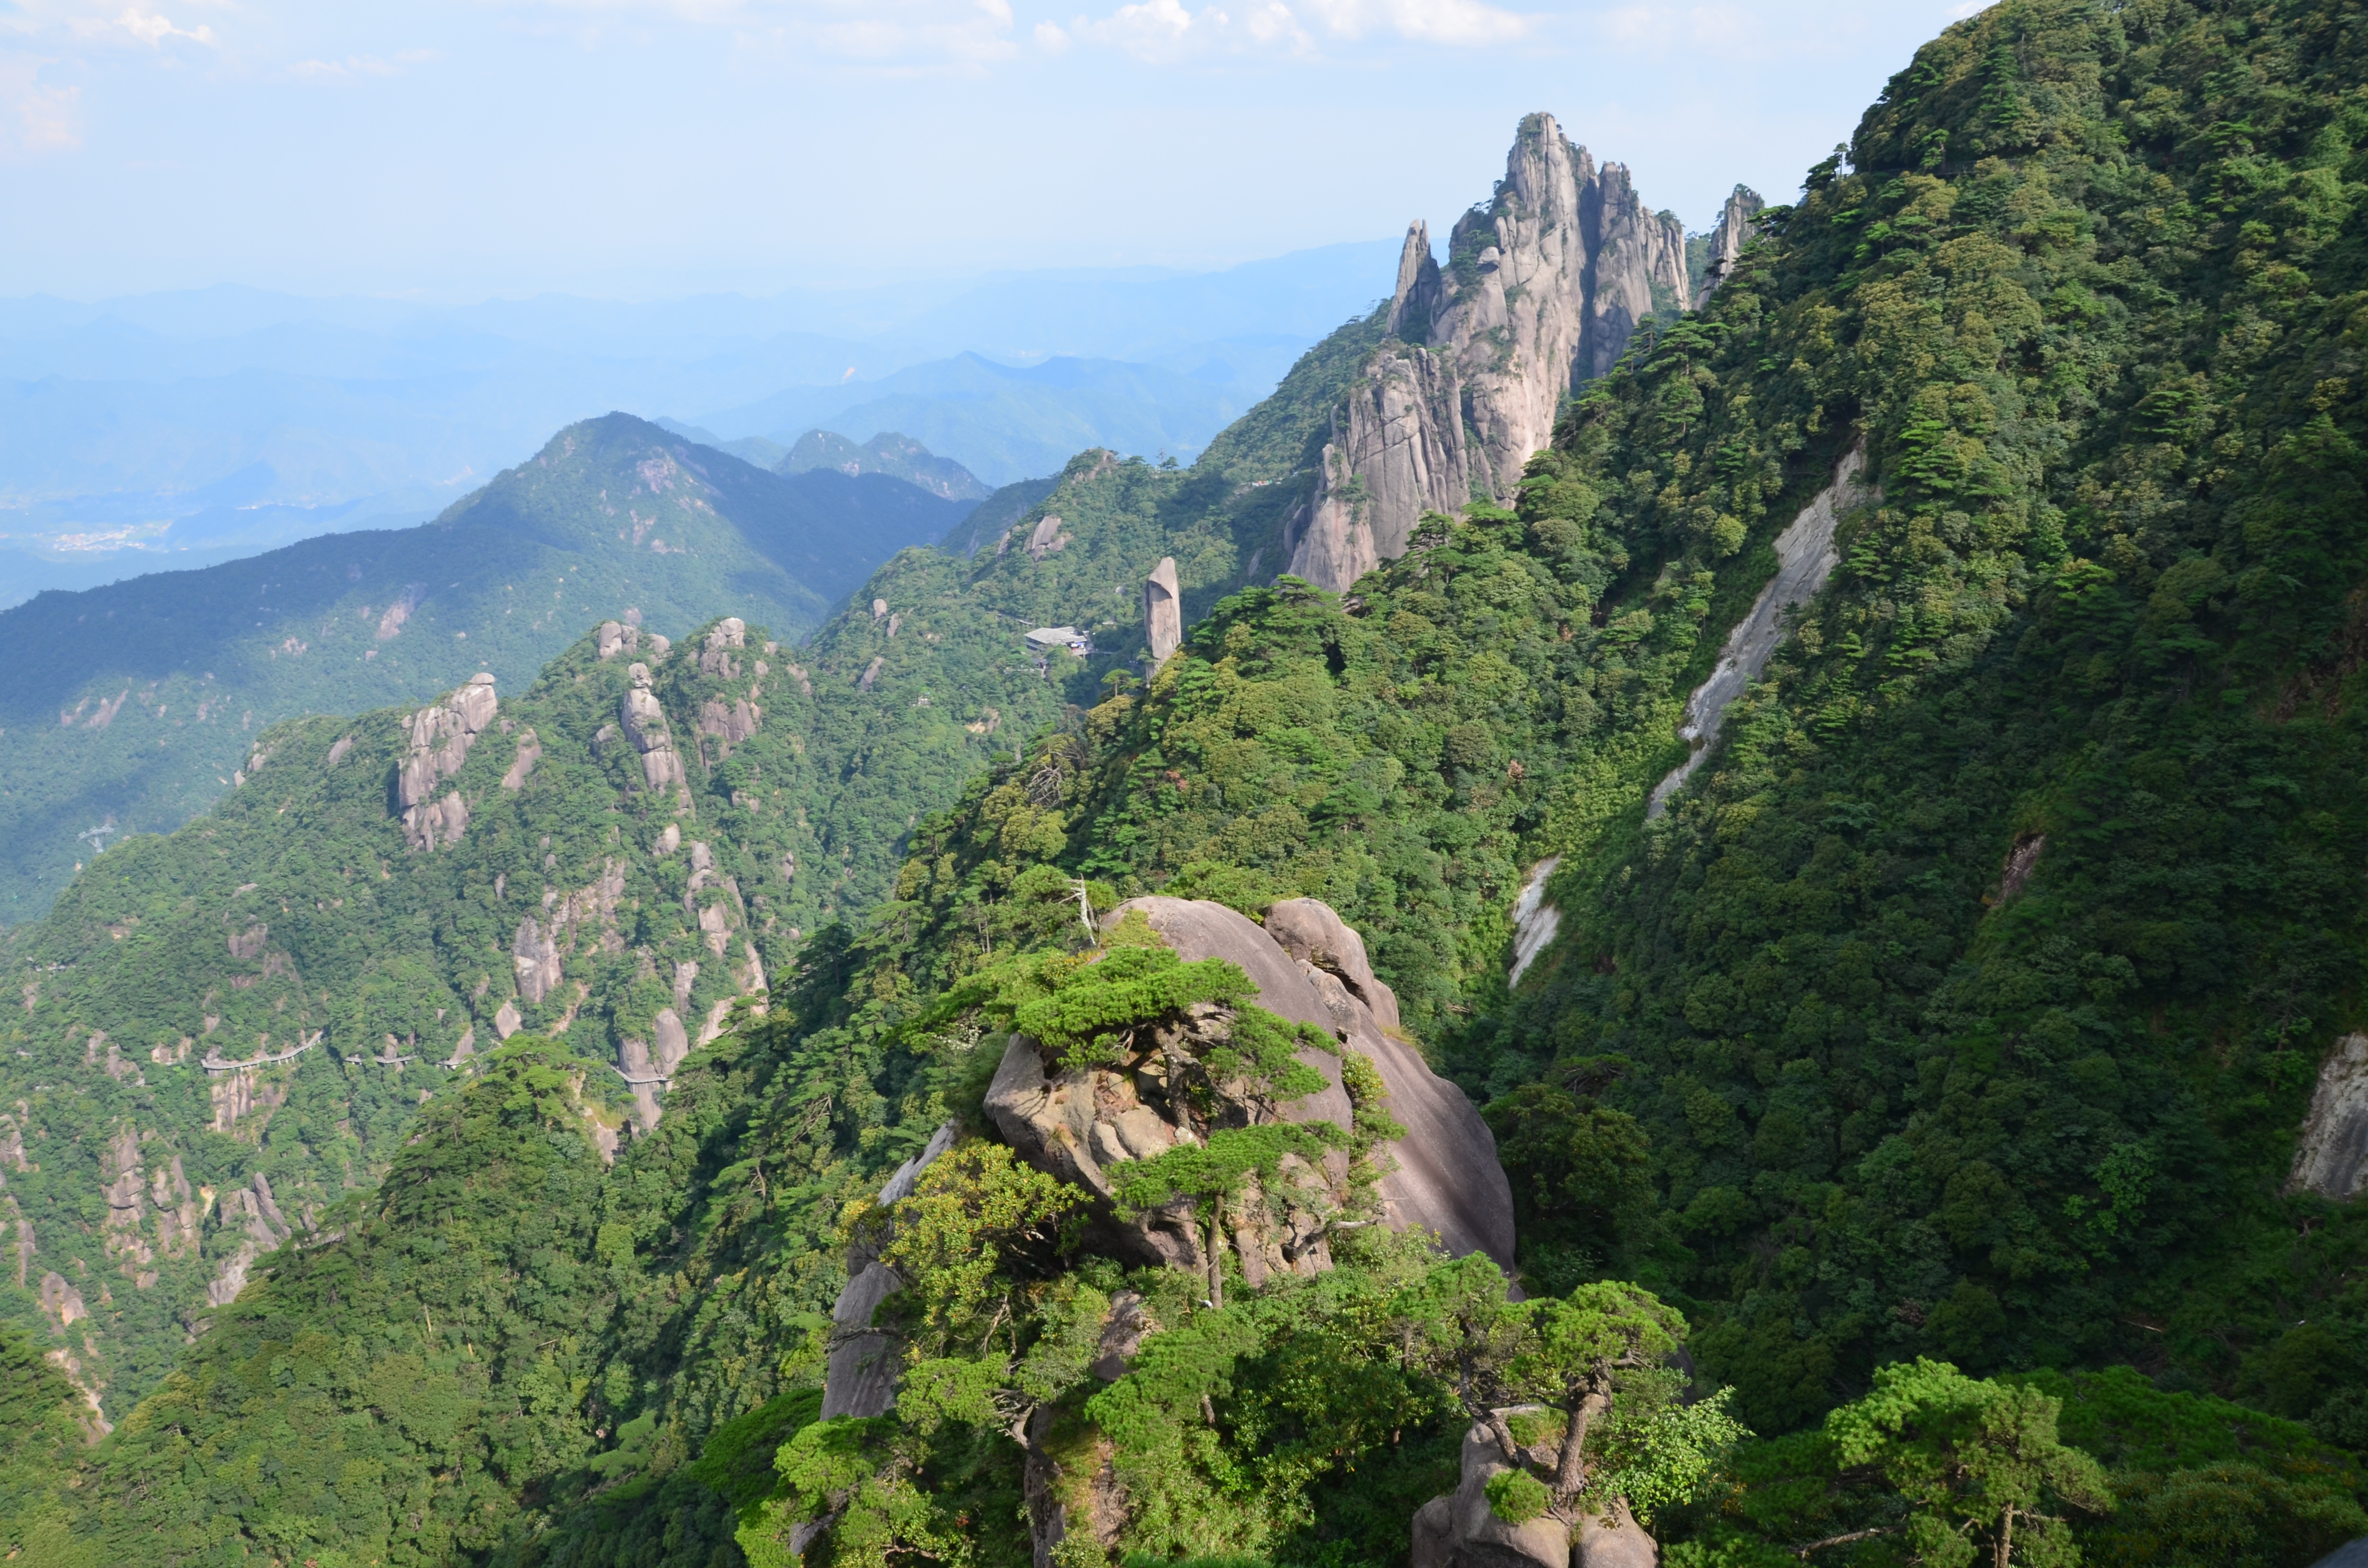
[{"xmin": 201, "ymin": 1033, "xmax": 323, "ymax": 1073}]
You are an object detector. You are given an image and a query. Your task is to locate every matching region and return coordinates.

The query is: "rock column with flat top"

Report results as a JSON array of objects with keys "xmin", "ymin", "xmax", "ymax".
[{"xmin": 1145, "ymin": 557, "xmax": 1183, "ymax": 665}]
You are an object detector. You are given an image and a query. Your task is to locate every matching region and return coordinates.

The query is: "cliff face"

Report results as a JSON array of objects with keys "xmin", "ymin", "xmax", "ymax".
[
  {"xmin": 1694, "ymin": 184, "xmax": 1766, "ymax": 306},
  {"xmin": 1284, "ymin": 113, "xmax": 1697, "ymax": 591}
]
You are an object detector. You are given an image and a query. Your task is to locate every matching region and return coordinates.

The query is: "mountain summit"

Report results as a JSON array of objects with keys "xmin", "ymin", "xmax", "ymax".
[{"xmin": 1283, "ymin": 113, "xmax": 1699, "ymax": 589}]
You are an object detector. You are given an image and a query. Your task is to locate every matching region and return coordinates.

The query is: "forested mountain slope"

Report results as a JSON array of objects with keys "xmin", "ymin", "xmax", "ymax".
[
  {"xmin": 0, "ymin": 415, "xmax": 977, "ymax": 922},
  {"xmin": 23, "ymin": 12, "xmax": 2368, "ymax": 1564}
]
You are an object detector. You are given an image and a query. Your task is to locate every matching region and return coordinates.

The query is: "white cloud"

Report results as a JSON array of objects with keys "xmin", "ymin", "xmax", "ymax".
[
  {"xmin": 112, "ymin": 8, "xmax": 218, "ymax": 47},
  {"xmin": 1296, "ymin": 0, "xmax": 1527, "ymax": 43},
  {"xmin": 1064, "ymin": 0, "xmax": 1521, "ymax": 59},
  {"xmin": 0, "ymin": 58, "xmax": 81, "ymax": 156},
  {"xmin": 470, "ymin": 0, "xmax": 1024, "ymax": 67}
]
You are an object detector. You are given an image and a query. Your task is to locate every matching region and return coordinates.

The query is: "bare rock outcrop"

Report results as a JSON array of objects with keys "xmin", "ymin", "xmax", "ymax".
[
  {"xmin": 513, "ymin": 917, "xmax": 563, "ymax": 1005},
  {"xmin": 1413, "ymin": 1409, "xmax": 1661, "ymax": 1568},
  {"xmin": 986, "ymin": 897, "xmax": 1515, "ymax": 1275},
  {"xmin": 1285, "ymin": 113, "xmax": 1699, "ymax": 591},
  {"xmin": 1025, "ymin": 514, "xmax": 1070, "ymax": 560},
  {"xmin": 698, "ymin": 616, "xmax": 747, "ymax": 677},
  {"xmin": 1648, "ymin": 442, "xmax": 1874, "ymax": 819},
  {"xmin": 821, "ymin": 1123, "xmax": 961, "ymax": 1421},
  {"xmin": 2293, "ymin": 1033, "xmax": 2368, "ymax": 1199},
  {"xmin": 501, "ymin": 729, "xmax": 542, "ymax": 790},
  {"xmin": 620, "ymin": 662, "xmax": 687, "ymax": 795},
  {"xmin": 398, "ymin": 674, "xmax": 496, "ymax": 850},
  {"xmin": 1695, "ymin": 185, "xmax": 1765, "ymax": 306},
  {"xmin": 1509, "ymin": 858, "xmax": 1564, "ymax": 989},
  {"xmin": 1145, "ymin": 557, "xmax": 1183, "ymax": 665},
  {"xmin": 596, "ymin": 620, "xmax": 641, "ymax": 660}
]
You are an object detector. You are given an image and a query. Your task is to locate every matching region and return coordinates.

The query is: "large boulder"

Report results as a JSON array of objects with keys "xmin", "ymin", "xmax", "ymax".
[
  {"xmin": 1412, "ymin": 1409, "xmax": 1659, "ymax": 1568},
  {"xmin": 1002, "ymin": 896, "xmax": 1516, "ymax": 1276},
  {"xmin": 1120, "ymin": 896, "xmax": 1515, "ymax": 1273}
]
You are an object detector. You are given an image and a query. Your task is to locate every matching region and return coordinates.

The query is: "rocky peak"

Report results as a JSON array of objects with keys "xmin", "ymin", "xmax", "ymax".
[
  {"xmin": 397, "ymin": 674, "xmax": 495, "ymax": 851},
  {"xmin": 1695, "ymin": 184, "xmax": 1766, "ymax": 306},
  {"xmin": 1290, "ymin": 112, "xmax": 1719, "ymax": 591},
  {"xmin": 699, "ymin": 616, "xmax": 747, "ymax": 677}
]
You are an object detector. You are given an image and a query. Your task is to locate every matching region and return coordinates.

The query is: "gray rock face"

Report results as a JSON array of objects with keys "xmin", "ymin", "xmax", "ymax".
[
  {"xmin": 1695, "ymin": 185, "xmax": 1766, "ymax": 306},
  {"xmin": 2293, "ymin": 1033, "xmax": 2368, "ymax": 1199},
  {"xmin": 1649, "ymin": 443, "xmax": 1875, "ymax": 818},
  {"xmin": 1260, "ymin": 897, "xmax": 1515, "ymax": 1270},
  {"xmin": 1026, "ymin": 514, "xmax": 1070, "ymax": 560},
  {"xmin": 512, "ymin": 917, "xmax": 562, "ymax": 1005},
  {"xmin": 397, "ymin": 674, "xmax": 496, "ymax": 850},
  {"xmin": 698, "ymin": 617, "xmax": 747, "ymax": 678},
  {"xmin": 1508, "ymin": 858, "xmax": 1563, "ymax": 988},
  {"xmin": 1145, "ymin": 557, "xmax": 1183, "ymax": 665},
  {"xmin": 619, "ymin": 662, "xmax": 687, "ymax": 796},
  {"xmin": 1291, "ymin": 347, "xmax": 1476, "ymax": 592},
  {"xmin": 1005, "ymin": 896, "xmax": 1516, "ymax": 1274},
  {"xmin": 1413, "ymin": 1409, "xmax": 1660, "ymax": 1568},
  {"xmin": 1285, "ymin": 114, "xmax": 1698, "ymax": 591},
  {"xmin": 819, "ymin": 1122, "xmax": 961, "ymax": 1421}
]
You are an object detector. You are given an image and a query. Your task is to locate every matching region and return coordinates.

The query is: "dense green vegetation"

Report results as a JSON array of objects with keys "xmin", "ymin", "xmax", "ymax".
[
  {"xmin": 16, "ymin": 3, "xmax": 2368, "ymax": 1564},
  {"xmin": 0, "ymin": 414, "xmax": 974, "ymax": 921}
]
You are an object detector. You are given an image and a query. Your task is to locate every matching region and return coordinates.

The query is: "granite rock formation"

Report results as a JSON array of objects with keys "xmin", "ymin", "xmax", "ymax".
[
  {"xmin": 1412, "ymin": 1408, "xmax": 1661, "ymax": 1568},
  {"xmin": 1144, "ymin": 557, "xmax": 1183, "ymax": 665},
  {"xmin": 619, "ymin": 661, "xmax": 687, "ymax": 796},
  {"xmin": 2292, "ymin": 1032, "xmax": 2368, "ymax": 1199},
  {"xmin": 986, "ymin": 896, "xmax": 1515, "ymax": 1273},
  {"xmin": 1695, "ymin": 184, "xmax": 1766, "ymax": 306},
  {"xmin": 396, "ymin": 674, "xmax": 496, "ymax": 851},
  {"xmin": 1648, "ymin": 442, "xmax": 1874, "ymax": 818},
  {"xmin": 1285, "ymin": 112, "xmax": 1696, "ymax": 591}
]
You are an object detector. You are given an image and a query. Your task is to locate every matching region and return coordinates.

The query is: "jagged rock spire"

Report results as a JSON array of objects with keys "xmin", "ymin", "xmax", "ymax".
[
  {"xmin": 1286, "ymin": 112, "xmax": 1717, "ymax": 592},
  {"xmin": 1695, "ymin": 184, "xmax": 1767, "ymax": 306}
]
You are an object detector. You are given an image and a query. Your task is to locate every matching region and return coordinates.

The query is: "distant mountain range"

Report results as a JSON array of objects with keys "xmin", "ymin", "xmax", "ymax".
[
  {"xmin": 0, "ymin": 415, "xmax": 1002, "ymax": 919},
  {"xmin": 0, "ymin": 244, "xmax": 1396, "ymax": 605},
  {"xmin": 660, "ymin": 425, "xmax": 996, "ymax": 502},
  {"xmin": 678, "ymin": 349, "xmax": 1279, "ymax": 485}
]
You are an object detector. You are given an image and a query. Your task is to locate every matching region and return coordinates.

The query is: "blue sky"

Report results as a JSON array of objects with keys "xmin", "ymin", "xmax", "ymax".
[{"xmin": 0, "ymin": 0, "xmax": 1992, "ymax": 301}]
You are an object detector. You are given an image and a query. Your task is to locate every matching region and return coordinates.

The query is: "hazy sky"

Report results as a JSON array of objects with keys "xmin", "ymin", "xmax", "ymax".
[{"xmin": 0, "ymin": 0, "xmax": 1992, "ymax": 302}]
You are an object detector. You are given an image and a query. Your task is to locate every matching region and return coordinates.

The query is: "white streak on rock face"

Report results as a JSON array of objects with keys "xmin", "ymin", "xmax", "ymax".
[
  {"xmin": 2292, "ymin": 1033, "xmax": 2368, "ymax": 1199},
  {"xmin": 1507, "ymin": 857, "xmax": 1563, "ymax": 988},
  {"xmin": 1648, "ymin": 443, "xmax": 1874, "ymax": 820}
]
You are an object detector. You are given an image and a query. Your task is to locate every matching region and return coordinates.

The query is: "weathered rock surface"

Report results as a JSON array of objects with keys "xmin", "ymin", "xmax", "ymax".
[
  {"xmin": 1413, "ymin": 1409, "xmax": 1660, "ymax": 1568},
  {"xmin": 986, "ymin": 896, "xmax": 1515, "ymax": 1274},
  {"xmin": 1508, "ymin": 858, "xmax": 1563, "ymax": 988},
  {"xmin": 619, "ymin": 662, "xmax": 687, "ymax": 796},
  {"xmin": 2293, "ymin": 1033, "xmax": 2368, "ymax": 1199},
  {"xmin": 819, "ymin": 1122, "xmax": 961, "ymax": 1422},
  {"xmin": 397, "ymin": 674, "xmax": 496, "ymax": 850},
  {"xmin": 1695, "ymin": 184, "xmax": 1765, "ymax": 306},
  {"xmin": 1144, "ymin": 557, "xmax": 1183, "ymax": 665},
  {"xmin": 595, "ymin": 619, "xmax": 641, "ymax": 660},
  {"xmin": 1286, "ymin": 113, "xmax": 1698, "ymax": 591},
  {"xmin": 698, "ymin": 616, "xmax": 747, "ymax": 677},
  {"xmin": 1649, "ymin": 442, "xmax": 1875, "ymax": 818},
  {"xmin": 1026, "ymin": 514, "xmax": 1070, "ymax": 560}
]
